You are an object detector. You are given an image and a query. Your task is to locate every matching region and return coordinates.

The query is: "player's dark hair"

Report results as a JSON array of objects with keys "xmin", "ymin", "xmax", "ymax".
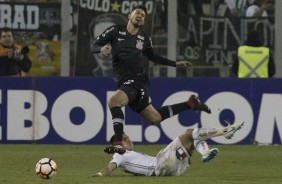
[{"xmin": 131, "ymin": 5, "xmax": 147, "ymax": 14}]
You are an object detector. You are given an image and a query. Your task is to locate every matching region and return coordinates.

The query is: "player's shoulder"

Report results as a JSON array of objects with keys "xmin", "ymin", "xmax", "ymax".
[
  {"xmin": 113, "ymin": 24, "xmax": 127, "ymax": 31},
  {"xmin": 138, "ymin": 29, "xmax": 149, "ymax": 37},
  {"xmin": 106, "ymin": 25, "xmax": 126, "ymax": 35},
  {"xmin": 137, "ymin": 29, "xmax": 151, "ymax": 41},
  {"xmin": 103, "ymin": 24, "xmax": 125, "ymax": 34}
]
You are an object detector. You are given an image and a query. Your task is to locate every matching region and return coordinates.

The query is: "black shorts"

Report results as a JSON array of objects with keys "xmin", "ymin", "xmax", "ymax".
[{"xmin": 119, "ymin": 78, "xmax": 151, "ymax": 113}]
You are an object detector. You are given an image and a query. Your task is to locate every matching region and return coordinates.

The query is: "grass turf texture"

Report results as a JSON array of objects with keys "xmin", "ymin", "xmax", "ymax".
[{"xmin": 0, "ymin": 144, "xmax": 281, "ymax": 184}]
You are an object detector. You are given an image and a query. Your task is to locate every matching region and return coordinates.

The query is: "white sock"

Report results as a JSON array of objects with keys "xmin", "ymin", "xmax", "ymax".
[
  {"xmin": 193, "ymin": 140, "xmax": 210, "ymax": 156},
  {"xmin": 192, "ymin": 128, "xmax": 225, "ymax": 141}
]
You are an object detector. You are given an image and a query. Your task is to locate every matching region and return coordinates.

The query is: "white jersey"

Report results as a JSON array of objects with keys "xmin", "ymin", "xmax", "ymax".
[
  {"xmin": 111, "ymin": 150, "xmax": 156, "ymax": 176},
  {"xmin": 110, "ymin": 138, "xmax": 191, "ymax": 176}
]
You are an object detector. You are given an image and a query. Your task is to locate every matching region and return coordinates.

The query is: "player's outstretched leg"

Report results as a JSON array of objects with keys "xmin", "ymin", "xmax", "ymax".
[
  {"xmin": 223, "ymin": 121, "xmax": 245, "ymax": 139},
  {"xmin": 202, "ymin": 148, "xmax": 219, "ymax": 163},
  {"xmin": 192, "ymin": 121, "xmax": 245, "ymax": 141},
  {"xmin": 187, "ymin": 95, "xmax": 211, "ymax": 114},
  {"xmin": 192, "ymin": 121, "xmax": 244, "ymax": 163},
  {"xmin": 193, "ymin": 140, "xmax": 219, "ymax": 163}
]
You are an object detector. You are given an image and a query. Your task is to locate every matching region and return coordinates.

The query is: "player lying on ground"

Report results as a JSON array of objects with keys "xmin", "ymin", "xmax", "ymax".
[{"xmin": 93, "ymin": 121, "xmax": 244, "ymax": 176}]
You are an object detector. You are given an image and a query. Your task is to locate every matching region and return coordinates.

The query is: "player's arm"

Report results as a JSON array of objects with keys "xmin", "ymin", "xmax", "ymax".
[
  {"xmin": 143, "ymin": 48, "xmax": 192, "ymax": 68},
  {"xmin": 93, "ymin": 162, "xmax": 117, "ymax": 177},
  {"xmin": 90, "ymin": 26, "xmax": 115, "ymax": 54}
]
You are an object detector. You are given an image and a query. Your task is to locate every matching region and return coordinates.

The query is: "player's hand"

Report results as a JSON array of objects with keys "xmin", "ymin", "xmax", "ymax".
[
  {"xmin": 91, "ymin": 172, "xmax": 103, "ymax": 177},
  {"xmin": 100, "ymin": 44, "xmax": 112, "ymax": 57},
  {"xmin": 176, "ymin": 61, "xmax": 193, "ymax": 68}
]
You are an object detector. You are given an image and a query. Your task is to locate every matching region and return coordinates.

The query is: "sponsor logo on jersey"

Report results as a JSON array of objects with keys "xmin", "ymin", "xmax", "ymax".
[
  {"xmin": 136, "ymin": 40, "xmax": 144, "ymax": 50},
  {"xmin": 118, "ymin": 38, "xmax": 125, "ymax": 41},
  {"xmin": 137, "ymin": 35, "xmax": 144, "ymax": 40},
  {"xmin": 119, "ymin": 31, "xmax": 126, "ymax": 35}
]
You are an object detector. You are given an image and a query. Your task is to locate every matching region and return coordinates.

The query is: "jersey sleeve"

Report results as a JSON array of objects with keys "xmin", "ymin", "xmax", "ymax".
[
  {"xmin": 142, "ymin": 35, "xmax": 176, "ymax": 67},
  {"xmin": 110, "ymin": 153, "xmax": 124, "ymax": 167},
  {"xmin": 143, "ymin": 48, "xmax": 176, "ymax": 67},
  {"xmin": 90, "ymin": 25, "xmax": 116, "ymax": 53},
  {"xmin": 145, "ymin": 36, "xmax": 153, "ymax": 49}
]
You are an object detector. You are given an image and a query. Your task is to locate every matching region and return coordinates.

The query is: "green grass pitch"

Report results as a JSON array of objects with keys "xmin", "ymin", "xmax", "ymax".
[{"xmin": 0, "ymin": 144, "xmax": 281, "ymax": 184}]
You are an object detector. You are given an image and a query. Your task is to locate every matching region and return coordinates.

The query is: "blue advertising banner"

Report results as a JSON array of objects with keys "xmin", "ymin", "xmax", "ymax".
[{"xmin": 0, "ymin": 77, "xmax": 281, "ymax": 145}]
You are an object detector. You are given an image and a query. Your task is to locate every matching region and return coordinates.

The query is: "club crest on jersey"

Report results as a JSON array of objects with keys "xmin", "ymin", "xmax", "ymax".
[
  {"xmin": 136, "ymin": 40, "xmax": 144, "ymax": 50},
  {"xmin": 176, "ymin": 148, "xmax": 187, "ymax": 161}
]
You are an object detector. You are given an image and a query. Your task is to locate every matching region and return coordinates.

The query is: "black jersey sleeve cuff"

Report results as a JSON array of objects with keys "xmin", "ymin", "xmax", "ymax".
[
  {"xmin": 143, "ymin": 48, "xmax": 176, "ymax": 67},
  {"xmin": 90, "ymin": 39, "xmax": 103, "ymax": 53},
  {"xmin": 151, "ymin": 54, "xmax": 176, "ymax": 67}
]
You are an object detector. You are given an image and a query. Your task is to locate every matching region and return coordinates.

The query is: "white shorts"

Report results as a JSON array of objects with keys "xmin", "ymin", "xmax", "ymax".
[{"xmin": 154, "ymin": 137, "xmax": 191, "ymax": 176}]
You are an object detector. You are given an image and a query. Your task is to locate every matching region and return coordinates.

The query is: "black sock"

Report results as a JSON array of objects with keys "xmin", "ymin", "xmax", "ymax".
[
  {"xmin": 113, "ymin": 123, "xmax": 124, "ymax": 142},
  {"xmin": 110, "ymin": 106, "xmax": 124, "ymax": 142},
  {"xmin": 158, "ymin": 102, "xmax": 189, "ymax": 121}
]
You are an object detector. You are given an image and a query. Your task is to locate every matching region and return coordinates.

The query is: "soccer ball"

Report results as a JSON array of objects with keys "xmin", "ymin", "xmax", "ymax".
[{"xmin": 35, "ymin": 158, "xmax": 57, "ymax": 179}]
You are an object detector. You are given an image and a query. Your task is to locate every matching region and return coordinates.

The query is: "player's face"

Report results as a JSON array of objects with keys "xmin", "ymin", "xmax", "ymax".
[
  {"xmin": 122, "ymin": 134, "xmax": 134, "ymax": 150},
  {"xmin": 0, "ymin": 31, "xmax": 14, "ymax": 47},
  {"xmin": 128, "ymin": 9, "xmax": 145, "ymax": 28}
]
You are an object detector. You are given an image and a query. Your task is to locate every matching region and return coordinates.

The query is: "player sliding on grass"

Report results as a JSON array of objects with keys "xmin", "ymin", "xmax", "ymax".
[
  {"xmin": 93, "ymin": 121, "xmax": 244, "ymax": 176},
  {"xmin": 90, "ymin": 4, "xmax": 211, "ymax": 153}
]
